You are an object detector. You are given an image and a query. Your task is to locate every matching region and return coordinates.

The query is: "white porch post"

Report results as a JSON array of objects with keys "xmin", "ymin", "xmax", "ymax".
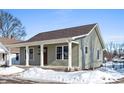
[
  {"xmin": 40, "ymin": 44, "xmax": 44, "ymax": 67},
  {"xmin": 8, "ymin": 48, "xmax": 12, "ymax": 66},
  {"xmin": 26, "ymin": 46, "xmax": 29, "ymax": 66},
  {"xmin": 68, "ymin": 41, "xmax": 72, "ymax": 68}
]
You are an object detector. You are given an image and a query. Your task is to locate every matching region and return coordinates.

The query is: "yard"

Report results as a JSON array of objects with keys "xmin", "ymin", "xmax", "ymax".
[{"xmin": 0, "ymin": 61, "xmax": 124, "ymax": 84}]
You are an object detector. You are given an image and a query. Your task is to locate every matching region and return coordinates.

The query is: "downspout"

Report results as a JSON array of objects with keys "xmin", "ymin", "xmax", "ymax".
[{"xmin": 80, "ymin": 39, "xmax": 85, "ymax": 69}]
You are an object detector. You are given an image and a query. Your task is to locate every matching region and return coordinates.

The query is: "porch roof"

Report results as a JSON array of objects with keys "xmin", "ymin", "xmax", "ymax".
[{"xmin": 6, "ymin": 37, "xmax": 79, "ymax": 48}]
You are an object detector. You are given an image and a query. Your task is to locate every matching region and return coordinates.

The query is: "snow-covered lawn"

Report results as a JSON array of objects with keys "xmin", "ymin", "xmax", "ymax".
[
  {"xmin": 17, "ymin": 65, "xmax": 124, "ymax": 84},
  {"xmin": 0, "ymin": 62, "xmax": 124, "ymax": 84},
  {"xmin": 0, "ymin": 66, "xmax": 24, "ymax": 75}
]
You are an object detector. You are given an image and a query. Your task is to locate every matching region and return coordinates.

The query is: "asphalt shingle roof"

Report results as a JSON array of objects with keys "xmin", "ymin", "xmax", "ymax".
[{"xmin": 27, "ymin": 23, "xmax": 96, "ymax": 42}]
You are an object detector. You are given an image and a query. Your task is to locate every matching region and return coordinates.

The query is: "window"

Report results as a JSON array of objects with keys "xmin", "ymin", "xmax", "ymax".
[
  {"xmin": 56, "ymin": 47, "xmax": 62, "ymax": 59},
  {"xmin": 2, "ymin": 54, "xmax": 5, "ymax": 61},
  {"xmin": 97, "ymin": 50, "xmax": 100, "ymax": 59},
  {"xmin": 64, "ymin": 46, "xmax": 68, "ymax": 59},
  {"xmin": 56, "ymin": 46, "xmax": 68, "ymax": 60},
  {"xmin": 16, "ymin": 53, "xmax": 19, "ymax": 61},
  {"xmin": 29, "ymin": 48, "xmax": 34, "ymax": 60},
  {"xmin": 85, "ymin": 47, "xmax": 88, "ymax": 54}
]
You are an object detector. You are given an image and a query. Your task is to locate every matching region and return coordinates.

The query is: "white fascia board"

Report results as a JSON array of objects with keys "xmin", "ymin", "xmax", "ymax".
[
  {"xmin": 71, "ymin": 41, "xmax": 79, "ymax": 44},
  {"xmin": 95, "ymin": 24, "xmax": 105, "ymax": 49},
  {"xmin": 72, "ymin": 34, "xmax": 88, "ymax": 40},
  {"xmin": 6, "ymin": 37, "xmax": 72, "ymax": 48}
]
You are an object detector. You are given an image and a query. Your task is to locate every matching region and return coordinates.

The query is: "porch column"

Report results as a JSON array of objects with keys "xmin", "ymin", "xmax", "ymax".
[
  {"xmin": 8, "ymin": 48, "xmax": 12, "ymax": 66},
  {"xmin": 26, "ymin": 46, "xmax": 29, "ymax": 66},
  {"xmin": 68, "ymin": 41, "xmax": 72, "ymax": 68},
  {"xmin": 40, "ymin": 44, "xmax": 44, "ymax": 67}
]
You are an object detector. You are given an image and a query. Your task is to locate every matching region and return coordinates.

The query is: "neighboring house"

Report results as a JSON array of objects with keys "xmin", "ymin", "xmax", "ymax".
[
  {"xmin": 0, "ymin": 38, "xmax": 20, "ymax": 65},
  {"xmin": 0, "ymin": 42, "xmax": 9, "ymax": 65},
  {"xmin": 7, "ymin": 23, "xmax": 105, "ymax": 69}
]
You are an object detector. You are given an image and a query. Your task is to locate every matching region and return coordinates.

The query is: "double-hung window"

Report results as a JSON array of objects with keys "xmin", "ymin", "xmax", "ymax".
[
  {"xmin": 56, "ymin": 46, "xmax": 68, "ymax": 60},
  {"xmin": 56, "ymin": 46, "xmax": 62, "ymax": 59},
  {"xmin": 64, "ymin": 46, "xmax": 68, "ymax": 59}
]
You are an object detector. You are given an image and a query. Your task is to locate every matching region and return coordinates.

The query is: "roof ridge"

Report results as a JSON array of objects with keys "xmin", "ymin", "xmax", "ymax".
[{"xmin": 38, "ymin": 23, "xmax": 97, "ymax": 35}]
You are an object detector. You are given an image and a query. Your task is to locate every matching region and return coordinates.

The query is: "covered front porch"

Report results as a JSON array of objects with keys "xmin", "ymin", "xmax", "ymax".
[{"xmin": 7, "ymin": 38, "xmax": 79, "ymax": 69}]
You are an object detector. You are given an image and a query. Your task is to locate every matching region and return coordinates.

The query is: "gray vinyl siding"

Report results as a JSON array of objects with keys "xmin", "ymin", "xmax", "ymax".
[
  {"xmin": 20, "ymin": 43, "xmax": 79, "ymax": 67},
  {"xmin": 74, "ymin": 36, "xmax": 89, "ymax": 69},
  {"xmin": 47, "ymin": 43, "xmax": 79, "ymax": 67},
  {"xmin": 20, "ymin": 46, "xmax": 40, "ymax": 66},
  {"xmin": 20, "ymin": 47, "xmax": 25, "ymax": 65},
  {"xmin": 72, "ymin": 44, "xmax": 79, "ymax": 67},
  {"xmin": 29, "ymin": 46, "xmax": 40, "ymax": 65},
  {"xmin": 74, "ymin": 29, "xmax": 103, "ymax": 69},
  {"xmin": 47, "ymin": 43, "xmax": 68, "ymax": 66}
]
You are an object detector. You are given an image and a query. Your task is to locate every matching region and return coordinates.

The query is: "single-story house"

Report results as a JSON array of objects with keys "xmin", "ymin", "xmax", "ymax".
[
  {"xmin": 0, "ymin": 38, "xmax": 20, "ymax": 65},
  {"xmin": 7, "ymin": 23, "xmax": 105, "ymax": 69}
]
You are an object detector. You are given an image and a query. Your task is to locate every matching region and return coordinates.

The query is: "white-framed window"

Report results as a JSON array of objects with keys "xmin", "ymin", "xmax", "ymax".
[
  {"xmin": 29, "ymin": 48, "xmax": 34, "ymax": 61},
  {"xmin": 56, "ymin": 45, "xmax": 68, "ymax": 60},
  {"xmin": 56, "ymin": 46, "xmax": 62, "ymax": 59},
  {"xmin": 64, "ymin": 46, "xmax": 68, "ymax": 59}
]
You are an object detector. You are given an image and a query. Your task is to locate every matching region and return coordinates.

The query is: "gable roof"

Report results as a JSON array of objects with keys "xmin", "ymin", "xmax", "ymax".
[
  {"xmin": 27, "ymin": 23, "xmax": 96, "ymax": 42},
  {"xmin": 0, "ymin": 38, "xmax": 21, "ymax": 53},
  {"xmin": 0, "ymin": 38, "xmax": 21, "ymax": 45}
]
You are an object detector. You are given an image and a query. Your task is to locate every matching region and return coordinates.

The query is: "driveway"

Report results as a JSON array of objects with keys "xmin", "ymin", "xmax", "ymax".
[{"xmin": 0, "ymin": 75, "xmax": 65, "ymax": 84}]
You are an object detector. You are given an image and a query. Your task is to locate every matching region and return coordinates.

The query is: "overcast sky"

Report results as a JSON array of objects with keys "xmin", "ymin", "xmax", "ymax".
[{"xmin": 3, "ymin": 9, "xmax": 124, "ymax": 43}]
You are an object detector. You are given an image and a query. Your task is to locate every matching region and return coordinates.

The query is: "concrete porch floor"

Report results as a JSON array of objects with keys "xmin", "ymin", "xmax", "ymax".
[{"xmin": 14, "ymin": 65, "xmax": 70, "ymax": 71}]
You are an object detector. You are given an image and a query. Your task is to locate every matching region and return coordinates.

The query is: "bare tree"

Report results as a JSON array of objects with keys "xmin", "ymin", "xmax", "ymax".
[
  {"xmin": 105, "ymin": 41, "xmax": 124, "ymax": 60},
  {"xmin": 105, "ymin": 42, "xmax": 117, "ymax": 60},
  {"xmin": 0, "ymin": 10, "xmax": 26, "ymax": 40}
]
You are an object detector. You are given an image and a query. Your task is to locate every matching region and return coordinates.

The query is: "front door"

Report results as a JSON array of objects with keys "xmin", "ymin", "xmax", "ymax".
[{"xmin": 44, "ymin": 47, "xmax": 47, "ymax": 65}]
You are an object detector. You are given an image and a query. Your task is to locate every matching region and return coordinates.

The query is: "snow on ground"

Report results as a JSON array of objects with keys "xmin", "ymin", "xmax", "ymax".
[
  {"xmin": 17, "ymin": 62, "xmax": 124, "ymax": 84},
  {"xmin": 0, "ymin": 66, "xmax": 24, "ymax": 75},
  {"xmin": 17, "ymin": 67, "xmax": 123, "ymax": 84},
  {"xmin": 0, "ymin": 61, "xmax": 124, "ymax": 83}
]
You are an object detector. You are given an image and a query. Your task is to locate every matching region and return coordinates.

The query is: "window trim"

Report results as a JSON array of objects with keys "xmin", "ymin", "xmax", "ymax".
[{"xmin": 56, "ymin": 45, "xmax": 68, "ymax": 60}]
